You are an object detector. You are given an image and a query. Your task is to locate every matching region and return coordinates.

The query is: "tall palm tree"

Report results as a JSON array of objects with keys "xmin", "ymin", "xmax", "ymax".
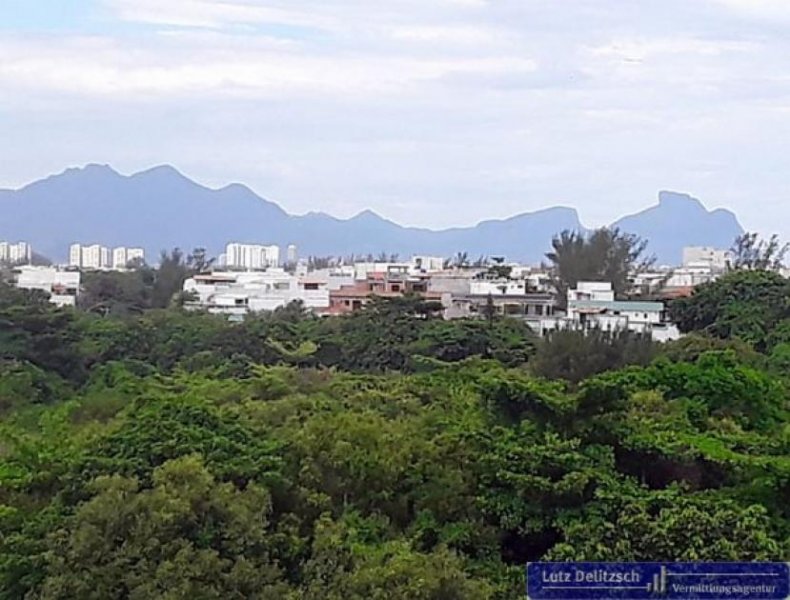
[{"xmin": 454, "ymin": 251, "xmax": 469, "ymax": 268}]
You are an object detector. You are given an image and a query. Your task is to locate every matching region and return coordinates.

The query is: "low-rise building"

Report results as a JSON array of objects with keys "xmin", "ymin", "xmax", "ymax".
[
  {"xmin": 326, "ymin": 266, "xmax": 440, "ymax": 314},
  {"xmin": 183, "ymin": 270, "xmax": 329, "ymax": 318},
  {"xmin": 410, "ymin": 256, "xmax": 445, "ymax": 273},
  {"xmin": 428, "ymin": 271, "xmax": 480, "ymax": 296},
  {"xmin": 525, "ymin": 271, "xmax": 554, "ymax": 293},
  {"xmin": 682, "ymin": 246, "xmax": 731, "ymax": 270},
  {"xmin": 441, "ymin": 274, "xmax": 556, "ymax": 321},
  {"xmin": 352, "ymin": 261, "xmax": 408, "ymax": 281},
  {"xmin": 568, "ymin": 281, "xmax": 615, "ymax": 302},
  {"xmin": 446, "ymin": 291, "xmax": 555, "ymax": 321},
  {"xmin": 13, "ymin": 266, "xmax": 80, "ymax": 307},
  {"xmin": 538, "ymin": 281, "xmax": 681, "ymax": 342},
  {"xmin": 630, "ymin": 270, "xmax": 672, "ymax": 297},
  {"xmin": 665, "ymin": 263, "xmax": 720, "ymax": 288},
  {"xmin": 303, "ymin": 266, "xmax": 357, "ymax": 290},
  {"xmin": 469, "ymin": 279, "xmax": 532, "ymax": 296}
]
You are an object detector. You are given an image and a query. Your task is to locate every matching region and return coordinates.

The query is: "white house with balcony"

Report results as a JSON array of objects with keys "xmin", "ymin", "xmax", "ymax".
[
  {"xmin": 303, "ymin": 266, "xmax": 357, "ymax": 290},
  {"xmin": 13, "ymin": 266, "xmax": 80, "ymax": 307},
  {"xmin": 538, "ymin": 281, "xmax": 681, "ymax": 342},
  {"xmin": 665, "ymin": 263, "xmax": 721, "ymax": 288},
  {"xmin": 568, "ymin": 281, "xmax": 615, "ymax": 302},
  {"xmin": 410, "ymin": 256, "xmax": 445, "ymax": 273},
  {"xmin": 182, "ymin": 270, "xmax": 329, "ymax": 318}
]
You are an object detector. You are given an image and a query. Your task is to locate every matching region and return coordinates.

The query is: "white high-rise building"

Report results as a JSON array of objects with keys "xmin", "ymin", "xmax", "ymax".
[
  {"xmin": 69, "ymin": 244, "xmax": 82, "ymax": 268},
  {"xmin": 112, "ymin": 247, "xmax": 145, "ymax": 269},
  {"xmin": 225, "ymin": 243, "xmax": 280, "ymax": 270},
  {"xmin": 82, "ymin": 245, "xmax": 110, "ymax": 269},
  {"xmin": 286, "ymin": 244, "xmax": 297, "ymax": 264},
  {"xmin": 127, "ymin": 248, "xmax": 144, "ymax": 265},
  {"xmin": 69, "ymin": 243, "xmax": 111, "ymax": 269},
  {"xmin": 112, "ymin": 247, "xmax": 127, "ymax": 269},
  {"xmin": 0, "ymin": 241, "xmax": 32, "ymax": 264}
]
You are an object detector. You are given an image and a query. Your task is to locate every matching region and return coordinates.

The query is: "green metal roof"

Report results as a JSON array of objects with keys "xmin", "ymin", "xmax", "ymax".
[{"xmin": 569, "ymin": 300, "xmax": 665, "ymax": 311}]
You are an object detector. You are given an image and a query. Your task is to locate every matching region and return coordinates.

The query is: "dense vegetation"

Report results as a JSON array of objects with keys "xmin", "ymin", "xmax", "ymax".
[
  {"xmin": 1, "ymin": 267, "xmax": 789, "ymax": 598},
  {"xmin": 546, "ymin": 228, "xmax": 653, "ymax": 305},
  {"xmin": 670, "ymin": 269, "xmax": 790, "ymax": 354}
]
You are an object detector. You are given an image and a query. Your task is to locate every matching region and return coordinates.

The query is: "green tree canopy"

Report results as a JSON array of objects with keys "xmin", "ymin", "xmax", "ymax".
[
  {"xmin": 546, "ymin": 228, "xmax": 653, "ymax": 306},
  {"xmin": 669, "ymin": 269, "xmax": 790, "ymax": 350}
]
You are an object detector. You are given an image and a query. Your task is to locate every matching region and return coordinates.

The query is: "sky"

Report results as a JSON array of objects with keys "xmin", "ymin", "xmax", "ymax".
[{"xmin": 2, "ymin": 0, "xmax": 790, "ymax": 234}]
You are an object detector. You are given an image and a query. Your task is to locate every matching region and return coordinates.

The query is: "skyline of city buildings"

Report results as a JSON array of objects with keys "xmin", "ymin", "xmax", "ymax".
[
  {"xmin": 222, "ymin": 242, "xmax": 281, "ymax": 270},
  {"xmin": 112, "ymin": 246, "xmax": 145, "ymax": 269},
  {"xmin": 0, "ymin": 240, "xmax": 32, "ymax": 264},
  {"xmin": 69, "ymin": 243, "xmax": 144, "ymax": 270},
  {"xmin": 1, "ymin": 240, "xmax": 739, "ymax": 343}
]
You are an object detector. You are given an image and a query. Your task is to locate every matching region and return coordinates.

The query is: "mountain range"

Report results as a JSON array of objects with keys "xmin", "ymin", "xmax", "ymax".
[{"xmin": 0, "ymin": 164, "xmax": 743, "ymax": 265}]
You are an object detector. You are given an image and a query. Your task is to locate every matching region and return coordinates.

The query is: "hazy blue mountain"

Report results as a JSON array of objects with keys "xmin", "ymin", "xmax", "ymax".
[
  {"xmin": 0, "ymin": 165, "xmax": 742, "ymax": 264},
  {"xmin": 612, "ymin": 191, "xmax": 743, "ymax": 265}
]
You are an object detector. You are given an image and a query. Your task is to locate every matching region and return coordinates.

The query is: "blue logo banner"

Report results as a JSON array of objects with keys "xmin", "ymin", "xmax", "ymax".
[{"xmin": 526, "ymin": 562, "xmax": 789, "ymax": 599}]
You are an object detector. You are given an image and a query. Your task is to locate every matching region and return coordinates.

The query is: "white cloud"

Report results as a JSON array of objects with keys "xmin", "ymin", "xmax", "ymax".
[
  {"xmin": 103, "ymin": 0, "xmax": 338, "ymax": 30},
  {"xmin": 0, "ymin": 33, "xmax": 536, "ymax": 99},
  {"xmin": 389, "ymin": 25, "xmax": 505, "ymax": 44},
  {"xmin": 4, "ymin": 0, "xmax": 790, "ymax": 236},
  {"xmin": 588, "ymin": 38, "xmax": 758, "ymax": 61},
  {"xmin": 102, "ymin": 0, "xmax": 490, "ymax": 32},
  {"xmin": 714, "ymin": 0, "xmax": 790, "ymax": 19}
]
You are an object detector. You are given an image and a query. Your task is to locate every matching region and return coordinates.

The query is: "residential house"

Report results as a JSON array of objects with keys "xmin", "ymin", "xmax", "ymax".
[
  {"xmin": 539, "ymin": 281, "xmax": 681, "ymax": 342},
  {"xmin": 326, "ymin": 265, "xmax": 441, "ymax": 314},
  {"xmin": 183, "ymin": 270, "xmax": 329, "ymax": 318},
  {"xmin": 14, "ymin": 266, "xmax": 80, "ymax": 307}
]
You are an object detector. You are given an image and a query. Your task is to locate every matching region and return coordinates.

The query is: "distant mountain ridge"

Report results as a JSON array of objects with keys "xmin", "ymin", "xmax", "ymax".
[
  {"xmin": 0, "ymin": 164, "xmax": 743, "ymax": 264},
  {"xmin": 611, "ymin": 191, "xmax": 743, "ymax": 264}
]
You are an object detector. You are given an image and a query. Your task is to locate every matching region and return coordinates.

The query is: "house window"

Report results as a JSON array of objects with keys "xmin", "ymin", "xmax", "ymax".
[
  {"xmin": 304, "ymin": 283, "xmax": 319, "ymax": 290},
  {"xmin": 391, "ymin": 284, "xmax": 401, "ymax": 292}
]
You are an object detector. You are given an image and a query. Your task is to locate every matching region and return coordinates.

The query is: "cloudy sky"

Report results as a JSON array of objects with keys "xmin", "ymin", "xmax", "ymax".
[{"xmin": 2, "ymin": 0, "xmax": 790, "ymax": 233}]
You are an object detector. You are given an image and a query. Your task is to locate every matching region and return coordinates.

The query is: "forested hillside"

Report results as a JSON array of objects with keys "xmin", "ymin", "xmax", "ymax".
[{"xmin": 1, "ymin": 273, "xmax": 789, "ymax": 599}]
